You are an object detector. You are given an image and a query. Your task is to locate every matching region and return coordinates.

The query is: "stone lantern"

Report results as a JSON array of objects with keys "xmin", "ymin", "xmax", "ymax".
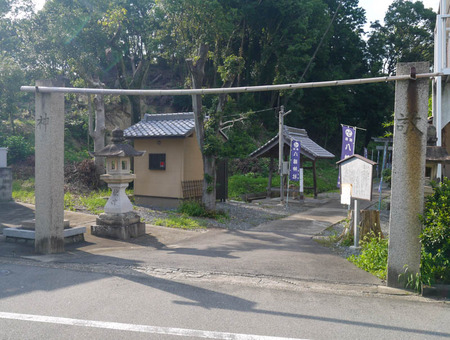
[{"xmin": 91, "ymin": 128, "xmax": 146, "ymax": 240}]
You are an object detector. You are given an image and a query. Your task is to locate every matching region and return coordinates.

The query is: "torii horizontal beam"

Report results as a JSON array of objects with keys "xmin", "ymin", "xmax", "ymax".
[{"xmin": 21, "ymin": 72, "xmax": 440, "ymax": 96}]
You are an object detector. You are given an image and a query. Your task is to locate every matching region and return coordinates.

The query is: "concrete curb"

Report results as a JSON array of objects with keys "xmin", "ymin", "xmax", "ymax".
[{"xmin": 422, "ymin": 284, "xmax": 450, "ymax": 299}]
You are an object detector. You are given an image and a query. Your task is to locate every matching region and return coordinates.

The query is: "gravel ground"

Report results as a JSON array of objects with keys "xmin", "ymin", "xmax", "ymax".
[{"xmin": 134, "ymin": 199, "xmax": 309, "ymax": 231}]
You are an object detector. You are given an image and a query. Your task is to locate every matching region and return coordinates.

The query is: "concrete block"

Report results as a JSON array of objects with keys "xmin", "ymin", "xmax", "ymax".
[
  {"xmin": 0, "ymin": 148, "xmax": 7, "ymax": 167},
  {"xmin": 22, "ymin": 219, "xmax": 70, "ymax": 230},
  {"xmin": 4, "ymin": 226, "xmax": 86, "ymax": 242},
  {"xmin": 0, "ymin": 168, "xmax": 12, "ymax": 202},
  {"xmin": 91, "ymin": 212, "xmax": 145, "ymax": 240}
]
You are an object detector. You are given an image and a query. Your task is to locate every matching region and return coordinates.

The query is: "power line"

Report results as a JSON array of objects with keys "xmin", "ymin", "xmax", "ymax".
[{"xmin": 284, "ymin": 0, "xmax": 343, "ymax": 107}]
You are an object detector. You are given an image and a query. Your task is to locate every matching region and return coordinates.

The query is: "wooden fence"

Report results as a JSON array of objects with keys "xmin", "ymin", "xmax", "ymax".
[{"xmin": 181, "ymin": 180, "xmax": 203, "ymax": 200}]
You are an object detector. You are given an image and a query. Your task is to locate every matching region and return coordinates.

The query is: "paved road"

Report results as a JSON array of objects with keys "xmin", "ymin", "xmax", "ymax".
[
  {"xmin": 1, "ymin": 196, "xmax": 449, "ymax": 339},
  {"xmin": 0, "ymin": 198, "xmax": 382, "ymax": 286},
  {"xmin": 0, "ymin": 260, "xmax": 449, "ymax": 340}
]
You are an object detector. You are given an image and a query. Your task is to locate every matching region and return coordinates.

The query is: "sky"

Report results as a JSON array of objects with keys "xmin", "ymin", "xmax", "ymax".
[
  {"xmin": 360, "ymin": 0, "xmax": 438, "ymax": 28},
  {"xmin": 32, "ymin": 0, "xmax": 440, "ymax": 28}
]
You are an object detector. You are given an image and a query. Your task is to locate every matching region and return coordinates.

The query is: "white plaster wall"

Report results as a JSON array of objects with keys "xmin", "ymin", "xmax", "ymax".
[{"xmin": 442, "ymin": 83, "xmax": 450, "ymax": 129}]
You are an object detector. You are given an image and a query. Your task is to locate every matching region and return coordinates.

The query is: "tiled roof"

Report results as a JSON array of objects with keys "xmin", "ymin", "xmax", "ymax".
[
  {"xmin": 249, "ymin": 125, "xmax": 334, "ymax": 160},
  {"xmin": 124, "ymin": 112, "xmax": 195, "ymax": 138},
  {"xmin": 426, "ymin": 146, "xmax": 450, "ymax": 163}
]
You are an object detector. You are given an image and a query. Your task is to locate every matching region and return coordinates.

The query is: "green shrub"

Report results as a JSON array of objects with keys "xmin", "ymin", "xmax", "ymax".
[
  {"xmin": 65, "ymin": 149, "xmax": 90, "ymax": 163},
  {"xmin": 12, "ymin": 179, "xmax": 35, "ymax": 204},
  {"xmin": 382, "ymin": 168, "xmax": 392, "ymax": 187},
  {"xmin": 419, "ymin": 178, "xmax": 450, "ymax": 284},
  {"xmin": 79, "ymin": 192, "xmax": 107, "ymax": 214},
  {"xmin": 178, "ymin": 200, "xmax": 228, "ymax": 220},
  {"xmin": 348, "ymin": 232, "xmax": 388, "ymax": 279},
  {"xmin": 228, "ymin": 159, "xmax": 338, "ymax": 199},
  {"xmin": 5, "ymin": 135, "xmax": 34, "ymax": 164},
  {"xmin": 154, "ymin": 215, "xmax": 206, "ymax": 230},
  {"xmin": 228, "ymin": 174, "xmax": 274, "ymax": 199},
  {"xmin": 64, "ymin": 192, "xmax": 77, "ymax": 211}
]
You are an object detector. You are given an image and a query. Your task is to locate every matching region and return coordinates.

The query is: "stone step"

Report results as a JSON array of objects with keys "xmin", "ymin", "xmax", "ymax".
[
  {"xmin": 22, "ymin": 219, "xmax": 70, "ymax": 230},
  {"xmin": 4, "ymin": 226, "xmax": 86, "ymax": 243}
]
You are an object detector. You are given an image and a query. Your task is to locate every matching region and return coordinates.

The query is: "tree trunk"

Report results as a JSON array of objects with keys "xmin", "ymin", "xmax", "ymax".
[
  {"xmin": 360, "ymin": 210, "xmax": 383, "ymax": 240},
  {"xmin": 203, "ymin": 156, "xmax": 216, "ymax": 209},
  {"xmin": 88, "ymin": 93, "xmax": 106, "ymax": 176},
  {"xmin": 129, "ymin": 94, "xmax": 142, "ymax": 125},
  {"xmin": 9, "ymin": 111, "xmax": 15, "ymax": 135},
  {"xmin": 186, "ymin": 44, "xmax": 216, "ymax": 210}
]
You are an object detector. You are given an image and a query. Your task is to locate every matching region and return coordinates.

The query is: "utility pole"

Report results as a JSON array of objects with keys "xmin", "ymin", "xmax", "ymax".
[{"xmin": 278, "ymin": 106, "xmax": 291, "ymax": 203}]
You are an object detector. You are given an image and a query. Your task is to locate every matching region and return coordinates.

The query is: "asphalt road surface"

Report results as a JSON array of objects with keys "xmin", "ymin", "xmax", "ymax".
[{"xmin": 0, "ymin": 260, "xmax": 449, "ymax": 340}]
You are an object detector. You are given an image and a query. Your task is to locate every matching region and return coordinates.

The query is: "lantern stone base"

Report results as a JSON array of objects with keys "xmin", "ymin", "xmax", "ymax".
[{"xmin": 91, "ymin": 212, "xmax": 145, "ymax": 240}]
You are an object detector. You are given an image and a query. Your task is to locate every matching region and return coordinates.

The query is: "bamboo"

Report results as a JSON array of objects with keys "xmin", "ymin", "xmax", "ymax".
[{"xmin": 21, "ymin": 73, "xmax": 441, "ymax": 96}]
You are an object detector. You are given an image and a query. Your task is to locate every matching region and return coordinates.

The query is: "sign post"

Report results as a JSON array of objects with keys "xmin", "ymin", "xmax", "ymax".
[
  {"xmin": 287, "ymin": 140, "xmax": 301, "ymax": 207},
  {"xmin": 278, "ymin": 106, "xmax": 291, "ymax": 203},
  {"xmin": 337, "ymin": 155, "xmax": 377, "ymax": 248},
  {"xmin": 299, "ymin": 168, "xmax": 304, "ymax": 199}
]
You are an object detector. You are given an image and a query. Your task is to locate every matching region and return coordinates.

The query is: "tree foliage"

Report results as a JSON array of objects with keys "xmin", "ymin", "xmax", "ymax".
[
  {"xmin": 367, "ymin": 0, "xmax": 435, "ymax": 75},
  {"xmin": 0, "ymin": 0, "xmax": 438, "ymax": 206}
]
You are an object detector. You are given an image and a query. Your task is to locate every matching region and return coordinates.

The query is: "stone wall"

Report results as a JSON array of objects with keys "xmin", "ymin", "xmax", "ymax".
[{"xmin": 0, "ymin": 168, "xmax": 12, "ymax": 201}]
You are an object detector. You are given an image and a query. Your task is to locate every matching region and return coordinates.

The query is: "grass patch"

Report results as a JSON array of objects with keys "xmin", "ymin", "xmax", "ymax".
[
  {"xmin": 79, "ymin": 192, "xmax": 107, "ymax": 215},
  {"xmin": 154, "ymin": 215, "xmax": 206, "ymax": 230},
  {"xmin": 64, "ymin": 192, "xmax": 76, "ymax": 211},
  {"xmin": 348, "ymin": 232, "xmax": 388, "ymax": 280},
  {"xmin": 12, "ymin": 179, "xmax": 125, "ymax": 214},
  {"xmin": 178, "ymin": 201, "xmax": 229, "ymax": 220},
  {"xmin": 12, "ymin": 178, "xmax": 35, "ymax": 204},
  {"xmin": 228, "ymin": 159, "xmax": 339, "ymax": 200}
]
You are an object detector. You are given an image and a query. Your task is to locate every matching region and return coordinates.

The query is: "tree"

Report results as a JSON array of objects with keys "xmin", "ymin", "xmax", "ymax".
[
  {"xmin": 99, "ymin": 0, "xmax": 158, "ymax": 124},
  {"xmin": 367, "ymin": 0, "xmax": 435, "ymax": 75},
  {"xmin": 155, "ymin": 0, "xmax": 243, "ymax": 210},
  {"xmin": 0, "ymin": 56, "xmax": 26, "ymax": 134},
  {"xmin": 29, "ymin": 0, "xmax": 119, "ymax": 173},
  {"xmin": 0, "ymin": 0, "xmax": 33, "ymax": 135}
]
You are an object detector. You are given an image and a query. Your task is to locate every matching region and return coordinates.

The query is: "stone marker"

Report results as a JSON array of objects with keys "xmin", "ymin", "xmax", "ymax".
[
  {"xmin": 387, "ymin": 62, "xmax": 429, "ymax": 288},
  {"xmin": 0, "ymin": 147, "xmax": 7, "ymax": 167},
  {"xmin": 0, "ymin": 168, "xmax": 12, "ymax": 202},
  {"xmin": 34, "ymin": 79, "xmax": 65, "ymax": 254},
  {"xmin": 0, "ymin": 148, "xmax": 11, "ymax": 202}
]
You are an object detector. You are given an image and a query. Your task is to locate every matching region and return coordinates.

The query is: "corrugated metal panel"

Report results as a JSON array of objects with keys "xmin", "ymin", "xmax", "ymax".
[
  {"xmin": 249, "ymin": 125, "xmax": 334, "ymax": 159},
  {"xmin": 285, "ymin": 126, "xmax": 334, "ymax": 159}
]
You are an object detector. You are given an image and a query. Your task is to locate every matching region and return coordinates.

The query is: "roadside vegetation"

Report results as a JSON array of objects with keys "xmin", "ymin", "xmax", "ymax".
[
  {"xmin": 2, "ymin": 0, "xmax": 443, "ymax": 274},
  {"xmin": 12, "ymin": 178, "xmax": 131, "ymax": 215},
  {"xmin": 347, "ymin": 179, "xmax": 450, "ymax": 290},
  {"xmin": 154, "ymin": 215, "xmax": 206, "ymax": 230},
  {"xmin": 228, "ymin": 159, "xmax": 339, "ymax": 200},
  {"xmin": 348, "ymin": 232, "xmax": 388, "ymax": 280}
]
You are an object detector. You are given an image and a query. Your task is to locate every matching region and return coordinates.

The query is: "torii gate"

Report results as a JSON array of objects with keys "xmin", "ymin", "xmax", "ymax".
[{"xmin": 22, "ymin": 65, "xmax": 434, "ymax": 288}]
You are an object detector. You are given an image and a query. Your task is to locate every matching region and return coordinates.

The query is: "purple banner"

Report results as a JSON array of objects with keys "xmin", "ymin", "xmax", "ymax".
[
  {"xmin": 341, "ymin": 126, "xmax": 356, "ymax": 159},
  {"xmin": 338, "ymin": 126, "xmax": 356, "ymax": 187},
  {"xmin": 289, "ymin": 140, "xmax": 301, "ymax": 181}
]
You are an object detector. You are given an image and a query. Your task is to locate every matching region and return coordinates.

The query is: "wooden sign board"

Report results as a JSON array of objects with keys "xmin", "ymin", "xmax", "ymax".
[{"xmin": 337, "ymin": 154, "xmax": 376, "ymax": 201}]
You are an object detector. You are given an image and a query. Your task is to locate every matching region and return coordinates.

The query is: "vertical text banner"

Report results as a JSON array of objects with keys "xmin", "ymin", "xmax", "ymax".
[
  {"xmin": 289, "ymin": 140, "xmax": 301, "ymax": 181},
  {"xmin": 338, "ymin": 125, "xmax": 356, "ymax": 187},
  {"xmin": 341, "ymin": 125, "xmax": 356, "ymax": 159}
]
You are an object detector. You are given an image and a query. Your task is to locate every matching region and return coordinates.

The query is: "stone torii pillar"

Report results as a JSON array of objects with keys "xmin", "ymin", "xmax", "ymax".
[
  {"xmin": 34, "ymin": 80, "xmax": 65, "ymax": 254},
  {"xmin": 387, "ymin": 62, "xmax": 429, "ymax": 288}
]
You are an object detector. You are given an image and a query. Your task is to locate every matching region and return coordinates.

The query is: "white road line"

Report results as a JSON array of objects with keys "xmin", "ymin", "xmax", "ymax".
[{"xmin": 0, "ymin": 312, "xmax": 308, "ymax": 340}]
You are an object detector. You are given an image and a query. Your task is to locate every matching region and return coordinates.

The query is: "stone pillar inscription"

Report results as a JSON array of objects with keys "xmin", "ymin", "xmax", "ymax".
[
  {"xmin": 35, "ymin": 80, "xmax": 65, "ymax": 254},
  {"xmin": 387, "ymin": 62, "xmax": 429, "ymax": 287}
]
